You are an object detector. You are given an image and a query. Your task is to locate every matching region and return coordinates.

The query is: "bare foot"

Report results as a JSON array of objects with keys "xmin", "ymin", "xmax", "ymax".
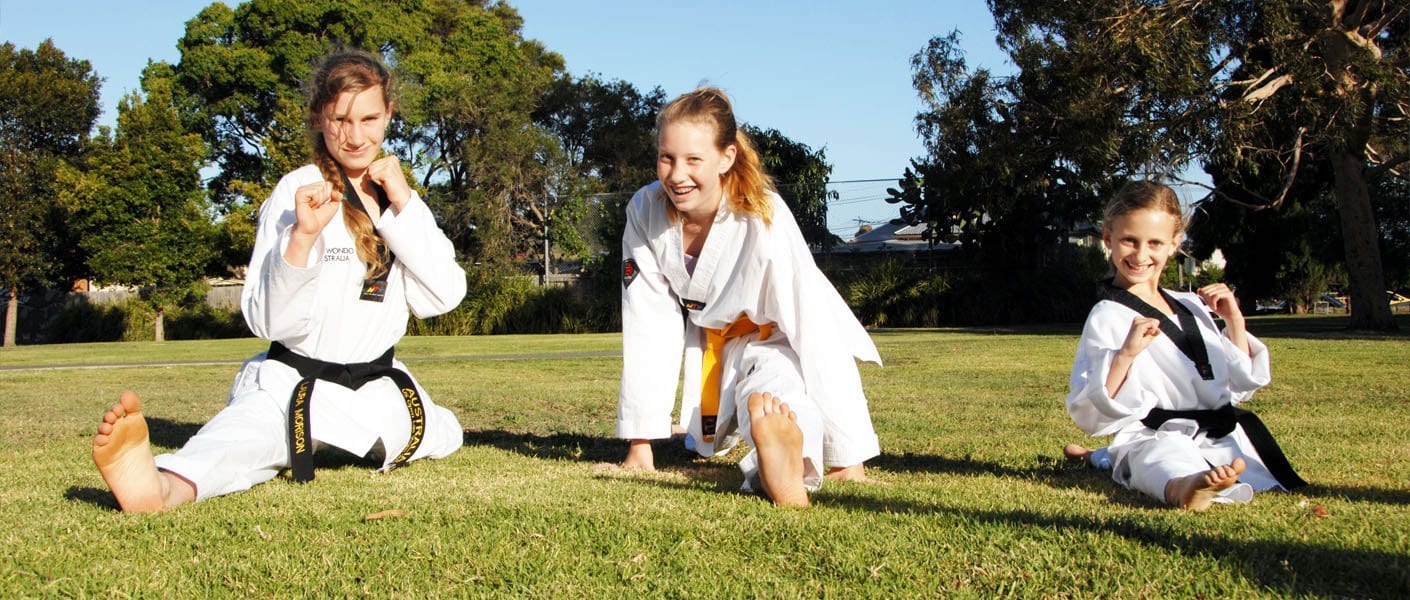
[
  {"xmin": 825, "ymin": 464, "xmax": 886, "ymax": 485},
  {"xmin": 1063, "ymin": 443, "xmax": 1093, "ymax": 463},
  {"xmin": 92, "ymin": 392, "xmax": 167, "ymax": 512},
  {"xmin": 748, "ymin": 392, "xmax": 808, "ymax": 508},
  {"xmin": 1164, "ymin": 457, "xmax": 1247, "ymax": 511},
  {"xmin": 621, "ymin": 439, "xmax": 656, "ymax": 471}
]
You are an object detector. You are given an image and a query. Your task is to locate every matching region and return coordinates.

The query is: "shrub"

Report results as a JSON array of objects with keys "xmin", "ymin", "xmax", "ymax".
[
  {"xmin": 43, "ymin": 298, "xmax": 249, "ymax": 343},
  {"xmin": 409, "ymin": 270, "xmax": 611, "ymax": 336},
  {"xmin": 828, "ymin": 245, "xmax": 1108, "ymax": 327}
]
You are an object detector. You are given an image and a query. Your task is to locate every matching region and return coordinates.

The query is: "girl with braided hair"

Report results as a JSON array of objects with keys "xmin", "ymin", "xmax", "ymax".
[{"xmin": 92, "ymin": 48, "xmax": 467, "ymax": 512}]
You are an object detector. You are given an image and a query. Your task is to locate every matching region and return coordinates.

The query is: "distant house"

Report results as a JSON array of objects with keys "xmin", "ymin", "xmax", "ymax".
[{"xmin": 828, "ymin": 221, "xmax": 961, "ymax": 255}]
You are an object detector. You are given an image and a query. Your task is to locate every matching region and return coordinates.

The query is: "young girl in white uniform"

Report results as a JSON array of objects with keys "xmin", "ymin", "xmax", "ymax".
[
  {"xmin": 616, "ymin": 88, "xmax": 881, "ymax": 506},
  {"xmin": 91, "ymin": 49, "xmax": 467, "ymax": 512},
  {"xmin": 1065, "ymin": 181, "xmax": 1304, "ymax": 511}
]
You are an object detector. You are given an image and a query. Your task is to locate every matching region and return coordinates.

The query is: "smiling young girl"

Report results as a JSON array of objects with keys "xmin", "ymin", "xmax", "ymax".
[
  {"xmin": 91, "ymin": 49, "xmax": 467, "ymax": 512},
  {"xmin": 615, "ymin": 87, "xmax": 881, "ymax": 506},
  {"xmin": 1065, "ymin": 181, "xmax": 1305, "ymax": 511}
]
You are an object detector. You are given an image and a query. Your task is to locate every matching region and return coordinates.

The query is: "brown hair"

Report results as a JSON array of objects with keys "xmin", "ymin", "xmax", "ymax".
[
  {"xmin": 305, "ymin": 48, "xmax": 394, "ymax": 278},
  {"xmin": 1102, "ymin": 180, "xmax": 1184, "ymax": 234},
  {"xmin": 656, "ymin": 87, "xmax": 775, "ymax": 224}
]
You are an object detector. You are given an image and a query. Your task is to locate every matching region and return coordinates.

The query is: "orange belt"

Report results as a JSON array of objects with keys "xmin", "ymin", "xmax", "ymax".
[{"xmin": 700, "ymin": 315, "xmax": 774, "ymax": 442}]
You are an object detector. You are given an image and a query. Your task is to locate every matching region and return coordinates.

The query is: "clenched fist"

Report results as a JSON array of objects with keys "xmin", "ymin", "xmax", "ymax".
[{"xmin": 365, "ymin": 155, "xmax": 411, "ymax": 211}]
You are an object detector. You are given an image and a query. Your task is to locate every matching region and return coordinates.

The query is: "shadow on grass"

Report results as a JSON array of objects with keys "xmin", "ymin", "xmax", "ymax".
[
  {"xmin": 462, "ymin": 428, "xmax": 744, "ymax": 490},
  {"xmin": 869, "ymin": 450, "xmax": 1157, "ymax": 508},
  {"xmin": 871, "ymin": 448, "xmax": 1410, "ymax": 507},
  {"xmin": 1247, "ymin": 313, "xmax": 1410, "ymax": 340},
  {"xmin": 826, "ymin": 492, "xmax": 1410, "ymax": 599},
  {"xmin": 463, "ymin": 428, "xmax": 718, "ymax": 469},
  {"xmin": 146, "ymin": 417, "xmax": 202, "ymax": 450},
  {"xmin": 1300, "ymin": 483, "xmax": 1410, "ymax": 506}
]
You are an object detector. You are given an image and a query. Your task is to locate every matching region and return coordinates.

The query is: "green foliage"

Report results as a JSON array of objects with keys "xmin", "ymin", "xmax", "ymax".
[
  {"xmin": 0, "ymin": 40, "xmax": 101, "ymax": 344},
  {"xmin": 892, "ymin": 30, "xmax": 1126, "ymax": 268},
  {"xmin": 832, "ymin": 246, "xmax": 1108, "ymax": 327},
  {"xmin": 41, "ymin": 297, "xmax": 247, "ymax": 343},
  {"xmin": 1373, "ymin": 175, "xmax": 1410, "ymax": 293},
  {"xmin": 58, "ymin": 62, "xmax": 216, "ymax": 340},
  {"xmin": 973, "ymin": 0, "xmax": 1409, "ymax": 329},
  {"xmin": 745, "ymin": 125, "xmax": 836, "ymax": 250},
  {"xmin": 408, "ymin": 270, "xmax": 607, "ymax": 336},
  {"xmin": 170, "ymin": 0, "xmax": 564, "ymax": 270}
]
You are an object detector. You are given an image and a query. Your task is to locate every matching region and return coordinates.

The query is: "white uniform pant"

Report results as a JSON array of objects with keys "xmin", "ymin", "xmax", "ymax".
[
  {"xmin": 1117, "ymin": 431, "xmax": 1254, "ymax": 505},
  {"xmin": 689, "ymin": 333, "xmax": 825, "ymax": 493},
  {"xmin": 153, "ymin": 355, "xmax": 463, "ymax": 501}
]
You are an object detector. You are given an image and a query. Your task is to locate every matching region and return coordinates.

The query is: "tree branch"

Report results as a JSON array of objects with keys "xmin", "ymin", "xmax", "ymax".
[{"xmin": 1367, "ymin": 150, "xmax": 1410, "ymax": 179}]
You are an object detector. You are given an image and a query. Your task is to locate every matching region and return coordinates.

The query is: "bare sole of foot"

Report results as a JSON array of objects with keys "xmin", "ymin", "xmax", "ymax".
[
  {"xmin": 748, "ymin": 392, "xmax": 808, "ymax": 508},
  {"xmin": 1063, "ymin": 443, "xmax": 1093, "ymax": 463},
  {"xmin": 92, "ymin": 392, "xmax": 166, "ymax": 513},
  {"xmin": 1166, "ymin": 457, "xmax": 1247, "ymax": 511}
]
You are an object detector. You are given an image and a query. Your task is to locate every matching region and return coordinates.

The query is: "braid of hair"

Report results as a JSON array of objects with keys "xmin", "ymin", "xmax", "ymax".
[
  {"xmin": 306, "ymin": 49, "xmax": 393, "ymax": 279},
  {"xmin": 312, "ymin": 129, "xmax": 389, "ymax": 279}
]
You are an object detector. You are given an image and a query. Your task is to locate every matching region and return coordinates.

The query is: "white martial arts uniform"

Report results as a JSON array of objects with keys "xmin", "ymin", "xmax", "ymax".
[
  {"xmin": 153, "ymin": 164, "xmax": 467, "ymax": 500},
  {"xmin": 617, "ymin": 182, "xmax": 881, "ymax": 491},
  {"xmin": 1066, "ymin": 290, "xmax": 1286, "ymax": 505}
]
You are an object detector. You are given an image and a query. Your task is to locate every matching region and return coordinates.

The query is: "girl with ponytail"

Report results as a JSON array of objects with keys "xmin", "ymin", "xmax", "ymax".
[
  {"xmin": 615, "ymin": 87, "xmax": 882, "ymax": 507},
  {"xmin": 90, "ymin": 48, "xmax": 468, "ymax": 512}
]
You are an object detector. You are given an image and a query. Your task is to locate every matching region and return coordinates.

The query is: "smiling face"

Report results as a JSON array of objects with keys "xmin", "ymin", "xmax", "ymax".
[
  {"xmin": 656, "ymin": 120, "xmax": 736, "ymax": 222},
  {"xmin": 1103, "ymin": 207, "xmax": 1182, "ymax": 291},
  {"xmin": 317, "ymin": 86, "xmax": 391, "ymax": 178}
]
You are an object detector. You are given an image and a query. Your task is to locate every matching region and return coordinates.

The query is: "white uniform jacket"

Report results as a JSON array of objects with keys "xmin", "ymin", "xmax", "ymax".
[
  {"xmin": 1065, "ymin": 290, "xmax": 1285, "ymax": 491},
  {"xmin": 617, "ymin": 182, "xmax": 882, "ymax": 467},
  {"xmin": 240, "ymin": 164, "xmax": 467, "ymax": 458}
]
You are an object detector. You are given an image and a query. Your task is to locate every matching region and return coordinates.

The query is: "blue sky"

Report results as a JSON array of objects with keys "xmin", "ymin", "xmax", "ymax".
[{"xmin": 2, "ymin": 0, "xmax": 1011, "ymax": 236}]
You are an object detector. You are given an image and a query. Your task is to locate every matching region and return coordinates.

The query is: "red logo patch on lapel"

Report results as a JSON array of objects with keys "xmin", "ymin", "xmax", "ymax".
[{"xmin": 622, "ymin": 258, "xmax": 639, "ymax": 288}]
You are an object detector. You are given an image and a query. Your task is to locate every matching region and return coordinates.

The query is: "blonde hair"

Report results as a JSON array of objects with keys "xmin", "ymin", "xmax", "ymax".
[
  {"xmin": 305, "ymin": 48, "xmax": 394, "ymax": 279},
  {"xmin": 656, "ymin": 87, "xmax": 775, "ymax": 224},
  {"xmin": 1103, "ymin": 180, "xmax": 1184, "ymax": 234}
]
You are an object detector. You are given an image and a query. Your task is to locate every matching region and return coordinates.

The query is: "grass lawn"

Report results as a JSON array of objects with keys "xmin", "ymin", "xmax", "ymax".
[{"xmin": 1, "ymin": 316, "xmax": 1407, "ymax": 597}]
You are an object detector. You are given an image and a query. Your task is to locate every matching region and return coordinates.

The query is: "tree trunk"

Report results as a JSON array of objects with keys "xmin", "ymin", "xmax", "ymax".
[
  {"xmin": 4, "ymin": 287, "xmax": 17, "ymax": 347},
  {"xmin": 1322, "ymin": 13, "xmax": 1396, "ymax": 331},
  {"xmin": 1331, "ymin": 148, "xmax": 1396, "ymax": 330},
  {"xmin": 154, "ymin": 307, "xmax": 165, "ymax": 342}
]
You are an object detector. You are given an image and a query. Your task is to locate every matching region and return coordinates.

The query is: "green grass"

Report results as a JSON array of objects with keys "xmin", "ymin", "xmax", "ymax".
[{"xmin": 1, "ymin": 316, "xmax": 1407, "ymax": 597}]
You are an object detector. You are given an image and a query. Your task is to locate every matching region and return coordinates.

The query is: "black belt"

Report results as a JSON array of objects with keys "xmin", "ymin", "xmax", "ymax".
[
  {"xmin": 267, "ymin": 342, "xmax": 427, "ymax": 482},
  {"xmin": 1142, "ymin": 405, "xmax": 1307, "ymax": 489}
]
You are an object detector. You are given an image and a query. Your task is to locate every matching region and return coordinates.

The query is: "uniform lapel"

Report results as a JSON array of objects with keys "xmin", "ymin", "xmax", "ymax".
[{"xmin": 684, "ymin": 201, "xmax": 739, "ymax": 307}]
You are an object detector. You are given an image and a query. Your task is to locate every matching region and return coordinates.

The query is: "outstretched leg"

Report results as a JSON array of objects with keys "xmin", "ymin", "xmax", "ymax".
[
  {"xmin": 1164, "ymin": 457, "xmax": 1246, "ymax": 512},
  {"xmin": 92, "ymin": 392, "xmax": 195, "ymax": 512},
  {"xmin": 747, "ymin": 392, "xmax": 808, "ymax": 508}
]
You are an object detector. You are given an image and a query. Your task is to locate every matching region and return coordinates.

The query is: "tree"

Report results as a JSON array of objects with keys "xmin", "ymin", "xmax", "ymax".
[
  {"xmin": 533, "ymin": 74, "xmax": 663, "ymax": 323},
  {"xmin": 890, "ymin": 31, "xmax": 1128, "ymax": 268},
  {"xmin": 745, "ymin": 125, "xmax": 837, "ymax": 251},
  {"xmin": 60, "ymin": 63, "xmax": 215, "ymax": 341},
  {"xmin": 533, "ymin": 73, "xmax": 663, "ymax": 265},
  {"xmin": 170, "ymin": 0, "xmax": 563, "ymax": 269},
  {"xmin": 0, "ymin": 40, "xmax": 100, "ymax": 346},
  {"xmin": 982, "ymin": 0, "xmax": 1409, "ymax": 329}
]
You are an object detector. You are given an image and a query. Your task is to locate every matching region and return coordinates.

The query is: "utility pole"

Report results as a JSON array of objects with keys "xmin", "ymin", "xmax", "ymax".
[{"xmin": 541, "ymin": 194, "xmax": 551, "ymax": 286}]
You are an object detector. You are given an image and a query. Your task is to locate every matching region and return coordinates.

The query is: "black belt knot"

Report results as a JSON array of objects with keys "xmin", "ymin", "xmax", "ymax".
[
  {"xmin": 267, "ymin": 342, "xmax": 427, "ymax": 483},
  {"xmin": 1141, "ymin": 403, "xmax": 1306, "ymax": 489}
]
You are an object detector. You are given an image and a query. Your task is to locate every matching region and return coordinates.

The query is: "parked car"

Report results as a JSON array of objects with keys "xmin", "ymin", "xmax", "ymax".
[{"xmin": 1254, "ymin": 299, "xmax": 1290, "ymax": 315}]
